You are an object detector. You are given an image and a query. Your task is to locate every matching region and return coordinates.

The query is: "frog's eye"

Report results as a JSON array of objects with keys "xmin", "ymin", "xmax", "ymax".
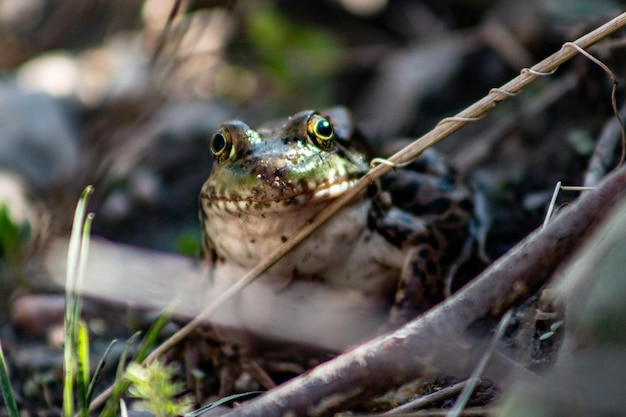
[
  {"xmin": 210, "ymin": 129, "xmax": 234, "ymax": 163},
  {"xmin": 307, "ymin": 114, "xmax": 335, "ymax": 151}
]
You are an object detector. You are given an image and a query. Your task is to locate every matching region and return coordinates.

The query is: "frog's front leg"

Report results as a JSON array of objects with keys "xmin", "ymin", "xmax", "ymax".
[
  {"xmin": 376, "ymin": 149, "xmax": 474, "ymax": 327},
  {"xmin": 372, "ymin": 204, "xmax": 447, "ymax": 327}
]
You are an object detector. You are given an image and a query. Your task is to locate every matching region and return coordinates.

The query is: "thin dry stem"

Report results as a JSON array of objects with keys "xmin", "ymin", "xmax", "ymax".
[
  {"xmin": 563, "ymin": 42, "xmax": 626, "ymax": 167},
  {"xmin": 384, "ymin": 381, "xmax": 467, "ymax": 415},
  {"xmin": 584, "ymin": 98, "xmax": 626, "ymax": 187}
]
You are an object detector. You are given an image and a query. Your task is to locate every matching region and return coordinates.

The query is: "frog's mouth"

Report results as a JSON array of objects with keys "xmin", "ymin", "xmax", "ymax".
[{"xmin": 204, "ymin": 176, "xmax": 361, "ymax": 213}]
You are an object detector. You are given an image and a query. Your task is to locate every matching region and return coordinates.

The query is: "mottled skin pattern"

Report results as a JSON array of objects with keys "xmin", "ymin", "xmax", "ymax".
[{"xmin": 199, "ymin": 108, "xmax": 473, "ymax": 325}]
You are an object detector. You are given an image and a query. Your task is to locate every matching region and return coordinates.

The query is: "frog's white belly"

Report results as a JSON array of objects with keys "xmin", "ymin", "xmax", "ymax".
[{"xmin": 203, "ymin": 196, "xmax": 408, "ymax": 296}]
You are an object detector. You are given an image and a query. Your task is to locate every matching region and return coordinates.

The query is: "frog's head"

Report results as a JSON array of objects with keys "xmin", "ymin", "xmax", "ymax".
[{"xmin": 200, "ymin": 108, "xmax": 368, "ymax": 213}]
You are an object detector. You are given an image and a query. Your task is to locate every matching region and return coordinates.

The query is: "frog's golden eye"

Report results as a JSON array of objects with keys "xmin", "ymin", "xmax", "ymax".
[
  {"xmin": 307, "ymin": 114, "xmax": 335, "ymax": 151},
  {"xmin": 210, "ymin": 129, "xmax": 234, "ymax": 163}
]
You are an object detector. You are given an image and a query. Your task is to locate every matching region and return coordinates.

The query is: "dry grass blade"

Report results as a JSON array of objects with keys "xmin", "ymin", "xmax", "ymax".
[{"xmin": 150, "ymin": 0, "xmax": 184, "ymax": 66}]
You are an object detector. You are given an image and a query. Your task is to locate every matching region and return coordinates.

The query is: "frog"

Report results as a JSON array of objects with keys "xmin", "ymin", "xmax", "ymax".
[{"xmin": 199, "ymin": 107, "xmax": 474, "ymax": 327}]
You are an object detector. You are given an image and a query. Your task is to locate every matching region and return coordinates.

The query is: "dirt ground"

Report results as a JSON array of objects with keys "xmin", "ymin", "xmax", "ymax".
[{"xmin": 1, "ymin": 1, "xmax": 626, "ymax": 416}]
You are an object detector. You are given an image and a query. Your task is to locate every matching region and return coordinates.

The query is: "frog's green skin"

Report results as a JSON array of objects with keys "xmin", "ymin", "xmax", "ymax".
[{"xmin": 199, "ymin": 108, "xmax": 473, "ymax": 323}]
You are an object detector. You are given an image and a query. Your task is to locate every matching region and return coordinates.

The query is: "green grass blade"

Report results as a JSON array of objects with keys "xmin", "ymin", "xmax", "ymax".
[
  {"xmin": 0, "ymin": 340, "xmax": 20, "ymax": 417},
  {"xmin": 74, "ymin": 212, "xmax": 94, "ymax": 417},
  {"xmin": 87, "ymin": 339, "xmax": 117, "ymax": 405},
  {"xmin": 72, "ymin": 213, "xmax": 94, "ymax": 328},
  {"xmin": 65, "ymin": 186, "xmax": 94, "ymax": 310},
  {"xmin": 63, "ymin": 186, "xmax": 94, "ymax": 417},
  {"xmin": 135, "ymin": 303, "xmax": 175, "ymax": 363},
  {"xmin": 76, "ymin": 321, "xmax": 90, "ymax": 417},
  {"xmin": 76, "ymin": 212, "xmax": 94, "ymax": 417},
  {"xmin": 99, "ymin": 332, "xmax": 141, "ymax": 417},
  {"xmin": 184, "ymin": 392, "xmax": 263, "ymax": 417}
]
